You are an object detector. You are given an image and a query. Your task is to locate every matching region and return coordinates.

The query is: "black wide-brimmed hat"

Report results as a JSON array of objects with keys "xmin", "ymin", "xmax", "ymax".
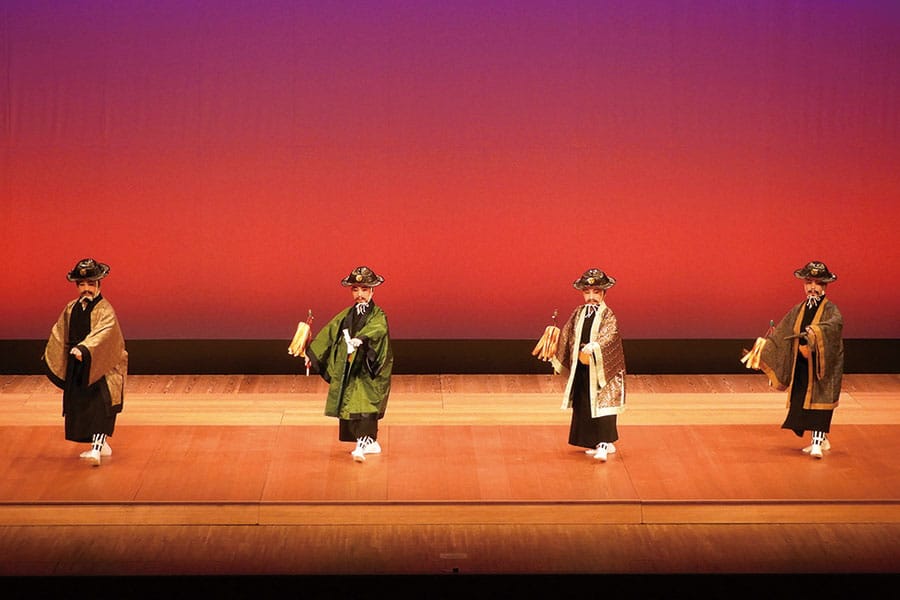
[
  {"xmin": 573, "ymin": 268, "xmax": 616, "ymax": 290},
  {"xmin": 794, "ymin": 261, "xmax": 837, "ymax": 283},
  {"xmin": 340, "ymin": 266, "xmax": 384, "ymax": 287},
  {"xmin": 66, "ymin": 258, "xmax": 110, "ymax": 282}
]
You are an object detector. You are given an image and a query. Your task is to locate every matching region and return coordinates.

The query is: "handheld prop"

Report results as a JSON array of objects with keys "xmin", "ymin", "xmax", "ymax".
[
  {"xmin": 740, "ymin": 320, "xmax": 774, "ymax": 371},
  {"xmin": 288, "ymin": 309, "xmax": 315, "ymax": 375},
  {"xmin": 531, "ymin": 309, "xmax": 561, "ymax": 362}
]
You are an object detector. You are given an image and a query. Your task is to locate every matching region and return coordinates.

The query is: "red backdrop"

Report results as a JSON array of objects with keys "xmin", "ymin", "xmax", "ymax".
[{"xmin": 3, "ymin": 1, "xmax": 899, "ymax": 340}]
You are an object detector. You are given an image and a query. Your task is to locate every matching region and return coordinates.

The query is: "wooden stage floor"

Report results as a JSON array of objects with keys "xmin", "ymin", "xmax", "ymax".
[{"xmin": 1, "ymin": 373, "xmax": 899, "ymax": 576}]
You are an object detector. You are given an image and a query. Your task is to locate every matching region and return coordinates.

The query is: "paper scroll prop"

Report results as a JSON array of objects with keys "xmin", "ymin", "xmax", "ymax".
[
  {"xmin": 531, "ymin": 309, "xmax": 560, "ymax": 362},
  {"xmin": 288, "ymin": 309, "xmax": 315, "ymax": 375}
]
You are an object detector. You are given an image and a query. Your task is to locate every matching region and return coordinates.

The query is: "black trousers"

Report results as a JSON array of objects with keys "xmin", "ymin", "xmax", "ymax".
[
  {"xmin": 781, "ymin": 355, "xmax": 834, "ymax": 436},
  {"xmin": 64, "ymin": 379, "xmax": 117, "ymax": 443},
  {"xmin": 568, "ymin": 364, "xmax": 618, "ymax": 448},
  {"xmin": 339, "ymin": 416, "xmax": 378, "ymax": 442}
]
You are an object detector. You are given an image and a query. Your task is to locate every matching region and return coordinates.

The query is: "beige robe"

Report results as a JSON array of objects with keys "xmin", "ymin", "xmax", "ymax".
[{"xmin": 44, "ymin": 298, "xmax": 128, "ymax": 409}]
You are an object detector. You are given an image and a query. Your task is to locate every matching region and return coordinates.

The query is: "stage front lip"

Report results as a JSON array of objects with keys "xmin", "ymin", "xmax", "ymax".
[{"xmin": 2, "ymin": 499, "xmax": 899, "ymax": 526}]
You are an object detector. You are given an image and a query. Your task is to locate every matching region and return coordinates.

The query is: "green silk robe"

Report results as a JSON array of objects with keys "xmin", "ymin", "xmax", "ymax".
[{"xmin": 308, "ymin": 303, "xmax": 393, "ymax": 420}]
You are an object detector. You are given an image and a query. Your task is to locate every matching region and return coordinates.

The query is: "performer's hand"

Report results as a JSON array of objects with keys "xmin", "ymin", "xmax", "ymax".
[
  {"xmin": 70, "ymin": 348, "xmax": 83, "ymax": 361},
  {"xmin": 581, "ymin": 341, "xmax": 600, "ymax": 354},
  {"xmin": 804, "ymin": 327, "xmax": 817, "ymax": 348},
  {"xmin": 304, "ymin": 357, "xmax": 311, "ymax": 370}
]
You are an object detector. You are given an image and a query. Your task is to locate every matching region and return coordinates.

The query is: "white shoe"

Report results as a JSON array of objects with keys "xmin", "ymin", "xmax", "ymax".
[
  {"xmin": 80, "ymin": 441, "xmax": 112, "ymax": 458},
  {"xmin": 810, "ymin": 444, "xmax": 823, "ymax": 459},
  {"xmin": 81, "ymin": 449, "xmax": 101, "ymax": 466},
  {"xmin": 593, "ymin": 444, "xmax": 608, "ymax": 462},
  {"xmin": 585, "ymin": 443, "xmax": 616, "ymax": 455},
  {"xmin": 801, "ymin": 438, "xmax": 831, "ymax": 453},
  {"xmin": 351, "ymin": 439, "xmax": 366, "ymax": 462},
  {"xmin": 363, "ymin": 440, "xmax": 382, "ymax": 455}
]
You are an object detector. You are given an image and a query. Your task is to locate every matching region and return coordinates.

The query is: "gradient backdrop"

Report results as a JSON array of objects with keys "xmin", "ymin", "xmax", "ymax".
[{"xmin": 2, "ymin": 1, "xmax": 899, "ymax": 342}]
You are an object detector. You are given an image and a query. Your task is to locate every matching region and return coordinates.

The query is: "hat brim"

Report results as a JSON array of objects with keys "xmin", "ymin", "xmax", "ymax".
[
  {"xmin": 341, "ymin": 276, "xmax": 384, "ymax": 287},
  {"xmin": 66, "ymin": 264, "xmax": 110, "ymax": 282},
  {"xmin": 794, "ymin": 270, "xmax": 836, "ymax": 283},
  {"xmin": 573, "ymin": 278, "xmax": 615, "ymax": 290}
]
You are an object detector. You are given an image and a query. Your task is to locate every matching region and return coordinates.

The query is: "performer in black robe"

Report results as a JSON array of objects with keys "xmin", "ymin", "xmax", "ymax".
[
  {"xmin": 781, "ymin": 299, "xmax": 836, "ymax": 437},
  {"xmin": 550, "ymin": 268, "xmax": 627, "ymax": 463},
  {"xmin": 742, "ymin": 260, "xmax": 843, "ymax": 459},
  {"xmin": 44, "ymin": 258, "xmax": 128, "ymax": 467},
  {"xmin": 568, "ymin": 306, "xmax": 620, "ymax": 446},
  {"xmin": 63, "ymin": 295, "xmax": 119, "ymax": 441}
]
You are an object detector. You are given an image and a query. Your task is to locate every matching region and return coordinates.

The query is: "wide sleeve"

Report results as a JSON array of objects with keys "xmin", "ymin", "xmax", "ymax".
[
  {"xmin": 360, "ymin": 309, "xmax": 392, "ymax": 379},
  {"xmin": 307, "ymin": 311, "xmax": 345, "ymax": 383},
  {"xmin": 80, "ymin": 301, "xmax": 127, "ymax": 387},
  {"xmin": 43, "ymin": 303, "xmax": 74, "ymax": 387},
  {"xmin": 808, "ymin": 300, "xmax": 843, "ymax": 382},
  {"xmin": 758, "ymin": 305, "xmax": 801, "ymax": 391},
  {"xmin": 551, "ymin": 307, "xmax": 580, "ymax": 375},
  {"xmin": 595, "ymin": 309, "xmax": 626, "ymax": 382}
]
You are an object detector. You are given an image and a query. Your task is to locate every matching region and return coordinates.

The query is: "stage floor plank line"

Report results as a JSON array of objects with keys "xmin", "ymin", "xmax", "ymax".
[{"xmin": 3, "ymin": 373, "xmax": 900, "ymax": 426}]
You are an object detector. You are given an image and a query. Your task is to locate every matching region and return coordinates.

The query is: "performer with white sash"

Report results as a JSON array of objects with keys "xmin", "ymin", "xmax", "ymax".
[{"xmin": 541, "ymin": 268, "xmax": 627, "ymax": 462}]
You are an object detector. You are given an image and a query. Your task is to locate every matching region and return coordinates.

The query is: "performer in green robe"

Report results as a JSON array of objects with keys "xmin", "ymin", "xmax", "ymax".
[
  {"xmin": 551, "ymin": 268, "xmax": 627, "ymax": 463},
  {"xmin": 44, "ymin": 258, "xmax": 128, "ymax": 467},
  {"xmin": 306, "ymin": 266, "xmax": 393, "ymax": 462},
  {"xmin": 743, "ymin": 261, "xmax": 843, "ymax": 459}
]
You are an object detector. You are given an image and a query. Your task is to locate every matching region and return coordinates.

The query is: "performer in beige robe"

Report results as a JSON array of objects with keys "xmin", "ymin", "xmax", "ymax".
[
  {"xmin": 742, "ymin": 261, "xmax": 843, "ymax": 459},
  {"xmin": 44, "ymin": 258, "xmax": 128, "ymax": 466},
  {"xmin": 551, "ymin": 268, "xmax": 626, "ymax": 462}
]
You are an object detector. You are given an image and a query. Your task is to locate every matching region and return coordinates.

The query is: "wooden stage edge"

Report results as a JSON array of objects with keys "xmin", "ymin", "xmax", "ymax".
[{"xmin": 2, "ymin": 500, "xmax": 900, "ymax": 527}]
